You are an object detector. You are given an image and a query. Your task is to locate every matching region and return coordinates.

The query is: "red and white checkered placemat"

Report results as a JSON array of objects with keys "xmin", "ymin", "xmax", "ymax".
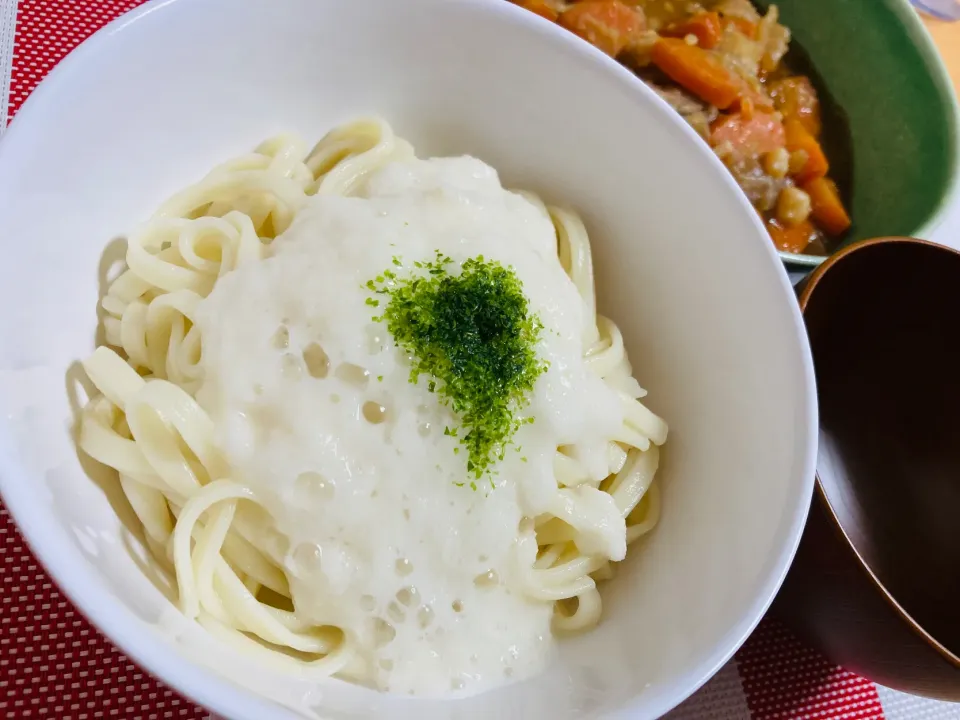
[{"xmin": 1, "ymin": 1, "xmax": 959, "ymax": 718}]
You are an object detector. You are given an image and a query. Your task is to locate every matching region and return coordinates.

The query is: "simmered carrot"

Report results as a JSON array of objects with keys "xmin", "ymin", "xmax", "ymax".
[
  {"xmin": 722, "ymin": 15, "xmax": 757, "ymax": 38},
  {"xmin": 514, "ymin": 0, "xmax": 560, "ymax": 22},
  {"xmin": 663, "ymin": 11, "xmax": 723, "ymax": 49},
  {"xmin": 768, "ymin": 219, "xmax": 817, "ymax": 253},
  {"xmin": 784, "ymin": 119, "xmax": 828, "ymax": 183},
  {"xmin": 558, "ymin": 1, "xmax": 645, "ymax": 57},
  {"xmin": 710, "ymin": 111, "xmax": 785, "ymax": 160},
  {"xmin": 768, "ymin": 76, "xmax": 821, "ymax": 135},
  {"xmin": 651, "ymin": 38, "xmax": 741, "ymax": 109},
  {"xmin": 802, "ymin": 177, "xmax": 851, "ymax": 235}
]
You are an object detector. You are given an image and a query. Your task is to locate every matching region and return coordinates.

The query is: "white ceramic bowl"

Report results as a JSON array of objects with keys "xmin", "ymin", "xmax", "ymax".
[{"xmin": 0, "ymin": 0, "xmax": 817, "ymax": 717}]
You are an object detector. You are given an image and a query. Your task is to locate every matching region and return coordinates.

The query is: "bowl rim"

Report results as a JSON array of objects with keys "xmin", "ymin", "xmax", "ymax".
[
  {"xmin": 780, "ymin": 0, "xmax": 960, "ymax": 268},
  {"xmin": 797, "ymin": 234, "xmax": 960, "ymax": 669},
  {"xmin": 0, "ymin": 0, "xmax": 819, "ymax": 716}
]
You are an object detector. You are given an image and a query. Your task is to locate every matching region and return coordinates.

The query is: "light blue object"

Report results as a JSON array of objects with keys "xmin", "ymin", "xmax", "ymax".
[{"xmin": 911, "ymin": 0, "xmax": 960, "ymax": 21}]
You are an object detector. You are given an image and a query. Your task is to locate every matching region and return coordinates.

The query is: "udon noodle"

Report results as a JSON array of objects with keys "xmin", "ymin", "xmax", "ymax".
[{"xmin": 78, "ymin": 118, "xmax": 668, "ymax": 696}]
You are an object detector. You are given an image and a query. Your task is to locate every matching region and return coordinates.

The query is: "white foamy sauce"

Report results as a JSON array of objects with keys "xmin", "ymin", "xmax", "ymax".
[{"xmin": 194, "ymin": 156, "xmax": 623, "ymax": 696}]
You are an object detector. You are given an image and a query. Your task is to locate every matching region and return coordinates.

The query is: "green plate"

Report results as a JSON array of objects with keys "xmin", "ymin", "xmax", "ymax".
[{"xmin": 759, "ymin": 0, "xmax": 960, "ymax": 267}]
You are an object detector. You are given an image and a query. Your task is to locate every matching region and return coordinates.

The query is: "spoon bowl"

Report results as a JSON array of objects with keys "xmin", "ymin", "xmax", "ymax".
[{"xmin": 778, "ymin": 236, "xmax": 960, "ymax": 699}]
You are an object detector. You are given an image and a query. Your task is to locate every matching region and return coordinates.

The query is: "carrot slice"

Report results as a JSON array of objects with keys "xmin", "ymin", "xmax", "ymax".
[
  {"xmin": 663, "ymin": 11, "xmax": 723, "ymax": 49},
  {"xmin": 784, "ymin": 119, "xmax": 829, "ymax": 183},
  {"xmin": 710, "ymin": 111, "xmax": 785, "ymax": 161},
  {"xmin": 651, "ymin": 38, "xmax": 741, "ymax": 109},
  {"xmin": 558, "ymin": 1, "xmax": 645, "ymax": 57},
  {"xmin": 802, "ymin": 177, "xmax": 851, "ymax": 235},
  {"xmin": 768, "ymin": 219, "xmax": 817, "ymax": 253},
  {"xmin": 723, "ymin": 15, "xmax": 757, "ymax": 38},
  {"xmin": 514, "ymin": 0, "xmax": 560, "ymax": 22},
  {"xmin": 768, "ymin": 76, "xmax": 821, "ymax": 135}
]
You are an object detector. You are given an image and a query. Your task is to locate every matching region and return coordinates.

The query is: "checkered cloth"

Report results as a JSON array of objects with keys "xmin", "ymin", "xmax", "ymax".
[{"xmin": 1, "ymin": 2, "xmax": 959, "ymax": 718}]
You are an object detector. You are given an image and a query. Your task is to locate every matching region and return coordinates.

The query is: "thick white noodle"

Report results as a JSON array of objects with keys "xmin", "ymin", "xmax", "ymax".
[{"xmin": 77, "ymin": 117, "xmax": 668, "ymax": 680}]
